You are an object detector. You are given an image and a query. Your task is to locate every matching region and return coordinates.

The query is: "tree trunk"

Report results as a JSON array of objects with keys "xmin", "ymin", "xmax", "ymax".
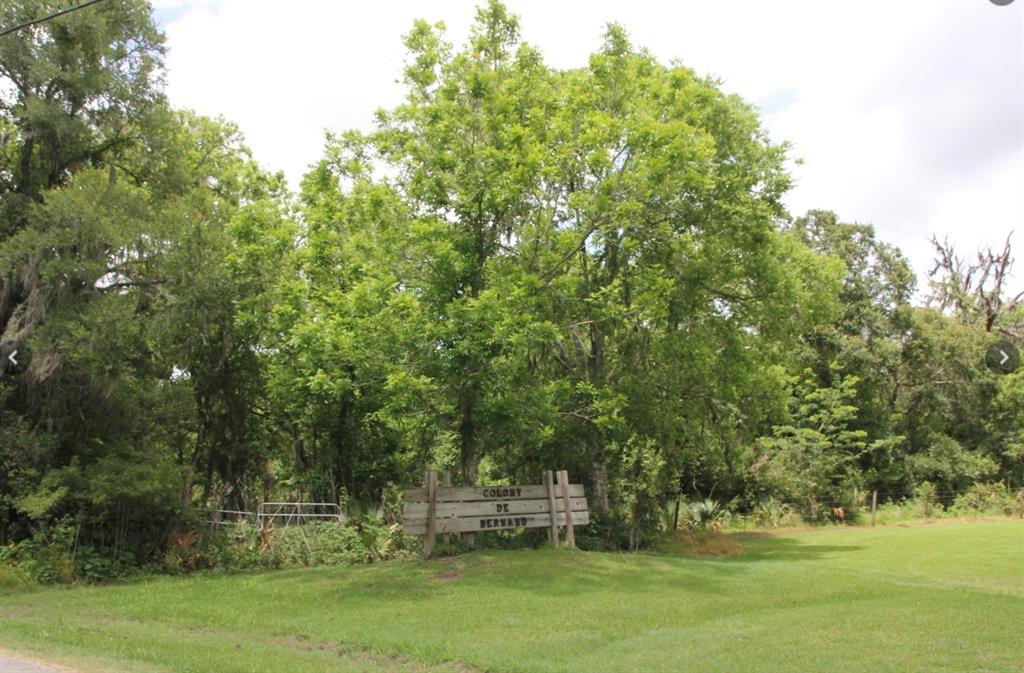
[
  {"xmin": 187, "ymin": 392, "xmax": 211, "ymax": 507},
  {"xmin": 588, "ymin": 433, "xmax": 611, "ymax": 514},
  {"xmin": 458, "ymin": 381, "xmax": 479, "ymax": 545},
  {"xmin": 200, "ymin": 452, "xmax": 215, "ymax": 507},
  {"xmin": 180, "ymin": 431, "xmax": 204, "ymax": 508},
  {"xmin": 458, "ymin": 383, "xmax": 478, "ymax": 485},
  {"xmin": 17, "ymin": 136, "xmax": 36, "ymax": 200},
  {"xmin": 585, "ymin": 323, "xmax": 610, "ymax": 514}
]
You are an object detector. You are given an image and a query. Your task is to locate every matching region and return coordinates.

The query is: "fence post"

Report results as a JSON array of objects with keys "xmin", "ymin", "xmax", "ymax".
[
  {"xmin": 871, "ymin": 490, "xmax": 878, "ymax": 527},
  {"xmin": 557, "ymin": 470, "xmax": 575, "ymax": 548},
  {"xmin": 424, "ymin": 470, "xmax": 438, "ymax": 558},
  {"xmin": 544, "ymin": 470, "xmax": 559, "ymax": 548},
  {"xmin": 210, "ymin": 507, "xmax": 222, "ymax": 535}
]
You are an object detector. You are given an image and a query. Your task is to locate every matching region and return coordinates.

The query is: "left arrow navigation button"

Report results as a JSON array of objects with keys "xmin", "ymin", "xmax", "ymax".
[{"xmin": 0, "ymin": 340, "xmax": 26, "ymax": 374}]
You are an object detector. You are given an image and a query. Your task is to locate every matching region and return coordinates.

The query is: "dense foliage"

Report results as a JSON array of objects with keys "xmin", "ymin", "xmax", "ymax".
[{"xmin": 1, "ymin": 1, "xmax": 1021, "ymax": 578}]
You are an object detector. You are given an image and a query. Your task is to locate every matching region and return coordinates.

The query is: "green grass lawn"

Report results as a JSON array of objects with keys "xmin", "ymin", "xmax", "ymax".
[{"xmin": 1, "ymin": 520, "xmax": 1021, "ymax": 673}]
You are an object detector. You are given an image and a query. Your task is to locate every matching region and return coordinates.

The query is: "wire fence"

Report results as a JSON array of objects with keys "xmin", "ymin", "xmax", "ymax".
[{"xmin": 209, "ymin": 502, "xmax": 344, "ymax": 531}]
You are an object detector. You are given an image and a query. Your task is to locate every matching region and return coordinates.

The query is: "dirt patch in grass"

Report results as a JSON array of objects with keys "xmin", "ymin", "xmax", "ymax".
[
  {"xmin": 274, "ymin": 635, "xmax": 482, "ymax": 672},
  {"xmin": 0, "ymin": 606, "xmax": 31, "ymax": 620},
  {"xmin": 429, "ymin": 555, "xmax": 466, "ymax": 582},
  {"xmin": 431, "ymin": 568, "xmax": 463, "ymax": 582}
]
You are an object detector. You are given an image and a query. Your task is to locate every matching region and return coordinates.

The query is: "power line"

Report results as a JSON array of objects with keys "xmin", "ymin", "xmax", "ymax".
[{"xmin": 0, "ymin": 0, "xmax": 108, "ymax": 39}]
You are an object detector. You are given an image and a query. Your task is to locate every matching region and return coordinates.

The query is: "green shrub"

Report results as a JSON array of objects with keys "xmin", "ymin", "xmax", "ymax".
[
  {"xmin": 26, "ymin": 548, "xmax": 74, "ymax": 584},
  {"xmin": 350, "ymin": 518, "xmax": 419, "ymax": 561},
  {"xmin": 5, "ymin": 515, "xmax": 418, "ymax": 583},
  {"xmin": 0, "ymin": 562, "xmax": 34, "ymax": 593},
  {"xmin": 950, "ymin": 483, "xmax": 1018, "ymax": 517},
  {"xmin": 163, "ymin": 529, "xmax": 212, "ymax": 573},
  {"xmin": 191, "ymin": 519, "xmax": 419, "ymax": 574},
  {"xmin": 0, "ymin": 532, "xmax": 74, "ymax": 584},
  {"xmin": 380, "ymin": 483, "xmax": 404, "ymax": 525},
  {"xmin": 268, "ymin": 521, "xmax": 369, "ymax": 567},
  {"xmin": 907, "ymin": 435, "xmax": 999, "ymax": 494},
  {"xmin": 752, "ymin": 498, "xmax": 803, "ymax": 528},
  {"xmin": 0, "ymin": 524, "xmax": 147, "ymax": 584},
  {"xmin": 204, "ymin": 524, "xmax": 264, "ymax": 572},
  {"xmin": 73, "ymin": 547, "xmax": 118, "ymax": 583},
  {"xmin": 913, "ymin": 481, "xmax": 942, "ymax": 520},
  {"xmin": 576, "ymin": 511, "xmax": 638, "ymax": 551},
  {"xmin": 872, "ymin": 501, "xmax": 914, "ymax": 525}
]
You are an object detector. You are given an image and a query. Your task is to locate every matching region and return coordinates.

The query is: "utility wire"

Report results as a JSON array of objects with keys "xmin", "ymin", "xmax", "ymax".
[{"xmin": 0, "ymin": 0, "xmax": 108, "ymax": 38}]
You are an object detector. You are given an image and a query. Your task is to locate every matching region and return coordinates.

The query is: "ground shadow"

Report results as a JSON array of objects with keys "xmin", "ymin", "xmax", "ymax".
[{"xmin": 718, "ymin": 532, "xmax": 865, "ymax": 563}]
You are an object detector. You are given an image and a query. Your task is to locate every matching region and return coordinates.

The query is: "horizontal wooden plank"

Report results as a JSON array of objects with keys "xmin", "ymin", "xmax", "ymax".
[
  {"xmin": 403, "ymin": 497, "xmax": 588, "ymax": 519},
  {"xmin": 405, "ymin": 484, "xmax": 584, "ymax": 503},
  {"xmin": 403, "ymin": 510, "xmax": 590, "ymax": 535}
]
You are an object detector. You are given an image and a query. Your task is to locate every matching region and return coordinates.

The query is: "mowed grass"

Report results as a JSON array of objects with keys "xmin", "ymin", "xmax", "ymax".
[{"xmin": 0, "ymin": 520, "xmax": 1021, "ymax": 673}]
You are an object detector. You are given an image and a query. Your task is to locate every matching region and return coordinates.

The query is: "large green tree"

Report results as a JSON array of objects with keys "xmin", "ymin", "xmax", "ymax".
[
  {"xmin": 295, "ymin": 4, "xmax": 842, "ymax": 546},
  {"xmin": 1, "ymin": 0, "xmax": 170, "ymax": 551},
  {"xmin": 0, "ymin": 1, "xmax": 291, "ymax": 554}
]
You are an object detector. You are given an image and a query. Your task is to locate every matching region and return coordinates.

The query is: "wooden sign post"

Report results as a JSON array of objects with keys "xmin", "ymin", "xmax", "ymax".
[
  {"xmin": 557, "ymin": 470, "xmax": 575, "ymax": 548},
  {"xmin": 442, "ymin": 470, "xmax": 452, "ymax": 547},
  {"xmin": 544, "ymin": 470, "xmax": 558, "ymax": 547},
  {"xmin": 424, "ymin": 470, "xmax": 437, "ymax": 558},
  {"xmin": 404, "ymin": 471, "xmax": 589, "ymax": 557}
]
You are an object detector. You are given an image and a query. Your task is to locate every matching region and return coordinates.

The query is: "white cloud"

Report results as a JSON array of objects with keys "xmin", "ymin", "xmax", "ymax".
[{"xmin": 156, "ymin": 0, "xmax": 1024, "ymax": 296}]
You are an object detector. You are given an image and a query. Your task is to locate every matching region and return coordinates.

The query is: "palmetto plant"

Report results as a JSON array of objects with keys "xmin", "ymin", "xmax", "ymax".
[{"xmin": 685, "ymin": 499, "xmax": 726, "ymax": 531}]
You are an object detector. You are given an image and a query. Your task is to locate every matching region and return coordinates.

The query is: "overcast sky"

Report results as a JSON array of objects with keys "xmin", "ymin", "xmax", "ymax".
[{"xmin": 152, "ymin": 0, "xmax": 1024, "ymax": 296}]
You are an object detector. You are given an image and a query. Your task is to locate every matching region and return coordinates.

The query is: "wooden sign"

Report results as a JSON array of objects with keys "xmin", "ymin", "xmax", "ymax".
[
  {"xmin": 403, "ymin": 470, "xmax": 589, "ymax": 556},
  {"xmin": 404, "ymin": 485, "xmax": 584, "ymax": 502}
]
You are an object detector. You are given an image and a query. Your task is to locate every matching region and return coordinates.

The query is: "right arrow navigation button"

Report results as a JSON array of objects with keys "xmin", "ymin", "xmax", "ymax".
[{"xmin": 987, "ymin": 340, "xmax": 1019, "ymax": 374}]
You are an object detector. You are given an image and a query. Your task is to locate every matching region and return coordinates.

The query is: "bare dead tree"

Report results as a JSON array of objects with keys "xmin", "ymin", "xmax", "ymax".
[{"xmin": 927, "ymin": 233, "xmax": 1024, "ymax": 336}]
